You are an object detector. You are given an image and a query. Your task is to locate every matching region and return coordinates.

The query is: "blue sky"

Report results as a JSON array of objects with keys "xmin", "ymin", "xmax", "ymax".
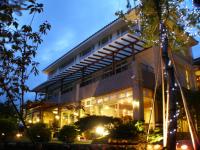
[{"xmin": 23, "ymin": 0, "xmax": 199, "ymax": 100}]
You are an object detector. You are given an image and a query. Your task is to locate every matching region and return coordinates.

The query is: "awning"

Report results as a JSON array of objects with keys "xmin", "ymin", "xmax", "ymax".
[{"xmin": 33, "ymin": 32, "xmax": 148, "ymax": 92}]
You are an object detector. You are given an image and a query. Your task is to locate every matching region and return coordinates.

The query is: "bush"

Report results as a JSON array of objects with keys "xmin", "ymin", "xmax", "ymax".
[
  {"xmin": 29, "ymin": 123, "xmax": 51, "ymax": 142},
  {"xmin": 148, "ymin": 127, "xmax": 163, "ymax": 143},
  {"xmin": 109, "ymin": 121, "xmax": 139, "ymax": 140},
  {"xmin": 58, "ymin": 125, "xmax": 78, "ymax": 143},
  {"xmin": 0, "ymin": 118, "xmax": 17, "ymax": 142},
  {"xmin": 75, "ymin": 115, "xmax": 121, "ymax": 132}
]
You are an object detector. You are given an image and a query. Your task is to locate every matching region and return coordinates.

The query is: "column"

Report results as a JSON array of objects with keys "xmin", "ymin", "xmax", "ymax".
[
  {"xmin": 75, "ymin": 83, "xmax": 80, "ymax": 118},
  {"xmin": 132, "ymin": 61, "xmax": 144, "ymax": 121}
]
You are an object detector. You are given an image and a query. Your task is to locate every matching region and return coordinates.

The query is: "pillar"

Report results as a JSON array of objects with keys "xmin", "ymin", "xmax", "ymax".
[{"xmin": 132, "ymin": 61, "xmax": 144, "ymax": 121}]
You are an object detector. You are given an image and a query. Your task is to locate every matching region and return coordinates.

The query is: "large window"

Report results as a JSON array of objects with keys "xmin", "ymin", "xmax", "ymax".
[{"xmin": 98, "ymin": 34, "xmax": 112, "ymax": 47}]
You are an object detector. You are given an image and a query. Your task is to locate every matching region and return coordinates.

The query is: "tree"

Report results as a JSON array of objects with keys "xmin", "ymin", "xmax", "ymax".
[
  {"xmin": 58, "ymin": 125, "xmax": 78, "ymax": 143},
  {"xmin": 29, "ymin": 123, "xmax": 51, "ymax": 142},
  {"xmin": 0, "ymin": 0, "xmax": 51, "ymax": 143},
  {"xmin": 117, "ymin": 0, "xmax": 200, "ymax": 149}
]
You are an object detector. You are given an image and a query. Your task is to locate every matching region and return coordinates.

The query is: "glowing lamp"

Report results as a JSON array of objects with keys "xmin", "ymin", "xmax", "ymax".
[
  {"xmin": 133, "ymin": 101, "xmax": 139, "ymax": 108},
  {"xmin": 181, "ymin": 144, "xmax": 188, "ymax": 150},
  {"xmin": 16, "ymin": 133, "xmax": 22, "ymax": 138},
  {"xmin": 55, "ymin": 115, "xmax": 60, "ymax": 120},
  {"xmin": 36, "ymin": 118, "xmax": 40, "ymax": 122},
  {"xmin": 95, "ymin": 126, "xmax": 109, "ymax": 136},
  {"xmin": 28, "ymin": 120, "xmax": 32, "ymax": 123}
]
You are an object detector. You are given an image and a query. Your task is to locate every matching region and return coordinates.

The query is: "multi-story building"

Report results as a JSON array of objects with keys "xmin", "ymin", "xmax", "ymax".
[{"xmin": 27, "ymin": 11, "xmax": 197, "ymax": 129}]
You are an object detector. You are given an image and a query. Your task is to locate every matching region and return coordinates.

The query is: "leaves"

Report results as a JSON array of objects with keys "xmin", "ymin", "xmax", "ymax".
[{"xmin": 0, "ymin": 0, "xmax": 50, "ymax": 116}]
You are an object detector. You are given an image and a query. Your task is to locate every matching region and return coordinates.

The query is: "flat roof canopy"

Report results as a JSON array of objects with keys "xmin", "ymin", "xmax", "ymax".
[{"xmin": 33, "ymin": 33, "xmax": 148, "ymax": 92}]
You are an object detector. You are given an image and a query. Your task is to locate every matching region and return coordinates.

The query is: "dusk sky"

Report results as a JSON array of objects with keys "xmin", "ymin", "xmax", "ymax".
[{"xmin": 22, "ymin": 0, "xmax": 200, "ymax": 100}]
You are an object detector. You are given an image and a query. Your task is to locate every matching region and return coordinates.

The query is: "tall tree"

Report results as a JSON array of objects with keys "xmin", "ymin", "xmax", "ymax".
[
  {"xmin": 0, "ymin": 0, "xmax": 51, "ymax": 142},
  {"xmin": 117, "ymin": 0, "xmax": 200, "ymax": 149}
]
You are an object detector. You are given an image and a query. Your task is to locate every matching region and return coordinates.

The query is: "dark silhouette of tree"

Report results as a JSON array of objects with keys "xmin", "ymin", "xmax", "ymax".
[{"xmin": 0, "ymin": 0, "xmax": 51, "ymax": 143}]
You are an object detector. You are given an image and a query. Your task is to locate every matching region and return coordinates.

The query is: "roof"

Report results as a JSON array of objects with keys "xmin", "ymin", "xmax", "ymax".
[{"xmin": 43, "ymin": 18, "xmax": 122, "ymax": 73}]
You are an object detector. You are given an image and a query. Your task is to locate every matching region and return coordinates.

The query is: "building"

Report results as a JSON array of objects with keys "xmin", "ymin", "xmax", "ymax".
[{"xmin": 27, "ymin": 11, "xmax": 197, "ymax": 130}]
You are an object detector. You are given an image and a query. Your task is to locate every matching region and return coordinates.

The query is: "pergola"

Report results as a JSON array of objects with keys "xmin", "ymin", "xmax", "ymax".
[{"xmin": 33, "ymin": 32, "xmax": 148, "ymax": 93}]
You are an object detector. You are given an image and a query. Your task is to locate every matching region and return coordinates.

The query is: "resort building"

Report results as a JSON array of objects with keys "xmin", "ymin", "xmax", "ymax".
[{"xmin": 27, "ymin": 11, "xmax": 197, "ymax": 130}]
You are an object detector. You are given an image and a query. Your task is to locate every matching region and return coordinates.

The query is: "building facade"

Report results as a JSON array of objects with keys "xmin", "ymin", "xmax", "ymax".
[{"xmin": 27, "ymin": 12, "xmax": 197, "ymax": 130}]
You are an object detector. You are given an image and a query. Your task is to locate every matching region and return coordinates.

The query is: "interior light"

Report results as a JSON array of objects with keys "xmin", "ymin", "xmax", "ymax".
[
  {"xmin": 36, "ymin": 118, "xmax": 40, "ymax": 122},
  {"xmin": 104, "ymin": 106, "xmax": 109, "ymax": 109},
  {"xmin": 181, "ymin": 144, "xmax": 188, "ymax": 150},
  {"xmin": 154, "ymin": 144, "xmax": 161, "ymax": 149},
  {"xmin": 95, "ymin": 126, "xmax": 109, "ymax": 136},
  {"xmin": 55, "ymin": 115, "xmax": 60, "ymax": 120},
  {"xmin": 133, "ymin": 101, "xmax": 139, "ymax": 108}
]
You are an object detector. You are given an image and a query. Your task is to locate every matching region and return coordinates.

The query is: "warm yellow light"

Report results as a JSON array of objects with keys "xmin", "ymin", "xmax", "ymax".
[
  {"xmin": 181, "ymin": 144, "xmax": 188, "ymax": 150},
  {"xmin": 16, "ymin": 133, "xmax": 22, "ymax": 138},
  {"xmin": 52, "ymin": 111, "xmax": 58, "ymax": 114},
  {"xmin": 132, "ymin": 101, "xmax": 139, "ymax": 108},
  {"xmin": 1, "ymin": 133, "xmax": 5, "ymax": 136},
  {"xmin": 36, "ymin": 118, "xmax": 40, "ymax": 122},
  {"xmin": 95, "ymin": 126, "xmax": 109, "ymax": 136},
  {"xmin": 74, "ymin": 112, "xmax": 79, "ymax": 116},
  {"xmin": 127, "ymin": 98, "xmax": 132, "ymax": 103},
  {"xmin": 154, "ymin": 144, "xmax": 161, "ymax": 149},
  {"xmin": 147, "ymin": 144, "xmax": 153, "ymax": 150},
  {"xmin": 28, "ymin": 120, "xmax": 32, "ymax": 123},
  {"xmin": 55, "ymin": 115, "xmax": 60, "ymax": 120},
  {"xmin": 104, "ymin": 106, "xmax": 109, "ymax": 109}
]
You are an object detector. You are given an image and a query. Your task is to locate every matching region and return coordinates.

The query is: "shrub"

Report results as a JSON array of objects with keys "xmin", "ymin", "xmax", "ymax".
[
  {"xmin": 148, "ymin": 127, "xmax": 163, "ymax": 143},
  {"xmin": 75, "ymin": 115, "xmax": 121, "ymax": 132},
  {"xmin": 58, "ymin": 125, "xmax": 78, "ymax": 143},
  {"xmin": 109, "ymin": 121, "xmax": 139, "ymax": 140},
  {"xmin": 0, "ymin": 118, "xmax": 17, "ymax": 142},
  {"xmin": 29, "ymin": 123, "xmax": 51, "ymax": 142}
]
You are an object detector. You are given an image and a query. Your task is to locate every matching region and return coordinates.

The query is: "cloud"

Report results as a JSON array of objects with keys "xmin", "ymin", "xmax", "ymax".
[{"xmin": 37, "ymin": 29, "xmax": 76, "ymax": 63}]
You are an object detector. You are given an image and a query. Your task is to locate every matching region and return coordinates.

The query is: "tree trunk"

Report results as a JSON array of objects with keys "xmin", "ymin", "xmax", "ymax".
[{"xmin": 161, "ymin": 29, "xmax": 177, "ymax": 150}]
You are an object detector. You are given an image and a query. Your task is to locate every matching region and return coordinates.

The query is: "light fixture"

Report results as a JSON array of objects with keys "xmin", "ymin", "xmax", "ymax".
[
  {"xmin": 132, "ymin": 101, "xmax": 139, "ymax": 108},
  {"xmin": 52, "ymin": 110, "xmax": 58, "ymax": 114},
  {"xmin": 1, "ymin": 133, "xmax": 5, "ymax": 136},
  {"xmin": 95, "ymin": 126, "xmax": 109, "ymax": 136},
  {"xmin": 55, "ymin": 115, "xmax": 60, "ymax": 120},
  {"xmin": 16, "ymin": 133, "xmax": 22, "ymax": 138},
  {"xmin": 36, "ymin": 118, "xmax": 40, "ymax": 122},
  {"xmin": 181, "ymin": 144, "xmax": 188, "ymax": 150}
]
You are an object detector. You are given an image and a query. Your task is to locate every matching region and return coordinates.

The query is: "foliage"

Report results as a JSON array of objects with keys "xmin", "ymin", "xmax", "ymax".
[
  {"xmin": 109, "ymin": 120, "xmax": 141, "ymax": 140},
  {"xmin": 0, "ymin": 102, "xmax": 17, "ymax": 119},
  {"xmin": 117, "ymin": 0, "xmax": 200, "ymax": 50},
  {"xmin": 58, "ymin": 125, "xmax": 78, "ymax": 143},
  {"xmin": 0, "ymin": 118, "xmax": 17, "ymax": 142},
  {"xmin": 0, "ymin": 0, "xmax": 51, "ymax": 114},
  {"xmin": 75, "ymin": 115, "xmax": 121, "ymax": 132},
  {"xmin": 28, "ymin": 123, "xmax": 51, "ymax": 142},
  {"xmin": 148, "ymin": 127, "xmax": 163, "ymax": 144}
]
